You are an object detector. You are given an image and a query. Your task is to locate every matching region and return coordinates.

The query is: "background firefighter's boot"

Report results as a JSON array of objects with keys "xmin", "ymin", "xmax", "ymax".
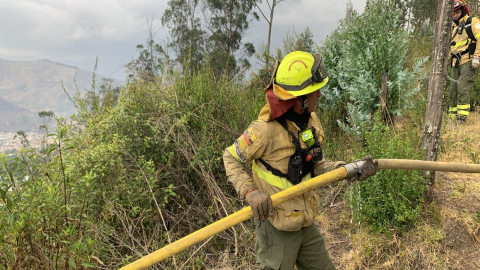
[
  {"xmin": 457, "ymin": 115, "xmax": 467, "ymax": 123},
  {"xmin": 470, "ymin": 101, "xmax": 478, "ymax": 112}
]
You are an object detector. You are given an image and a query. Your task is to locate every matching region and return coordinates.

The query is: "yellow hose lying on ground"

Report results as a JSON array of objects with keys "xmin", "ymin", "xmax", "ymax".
[{"xmin": 119, "ymin": 159, "xmax": 480, "ymax": 270}]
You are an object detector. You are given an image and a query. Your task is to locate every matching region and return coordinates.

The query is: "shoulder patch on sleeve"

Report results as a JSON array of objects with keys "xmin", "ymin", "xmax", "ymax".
[
  {"xmin": 235, "ymin": 141, "xmax": 247, "ymax": 162},
  {"xmin": 476, "ymin": 22, "xmax": 480, "ymax": 29},
  {"xmin": 243, "ymin": 127, "xmax": 257, "ymax": 146}
]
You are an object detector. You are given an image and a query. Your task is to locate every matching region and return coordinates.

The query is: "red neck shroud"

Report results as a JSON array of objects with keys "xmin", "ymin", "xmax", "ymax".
[{"xmin": 265, "ymin": 88, "xmax": 297, "ymax": 121}]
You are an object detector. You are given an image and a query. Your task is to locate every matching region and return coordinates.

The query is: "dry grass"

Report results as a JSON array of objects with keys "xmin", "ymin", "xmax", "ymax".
[{"xmin": 319, "ymin": 110, "xmax": 480, "ymax": 269}]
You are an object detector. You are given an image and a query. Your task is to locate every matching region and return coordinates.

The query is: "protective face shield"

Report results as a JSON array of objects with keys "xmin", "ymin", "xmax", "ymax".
[{"xmin": 311, "ymin": 53, "xmax": 328, "ymax": 84}]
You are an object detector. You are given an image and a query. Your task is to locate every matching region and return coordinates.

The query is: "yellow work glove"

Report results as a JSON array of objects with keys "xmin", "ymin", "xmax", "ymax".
[{"xmin": 472, "ymin": 56, "xmax": 480, "ymax": 70}]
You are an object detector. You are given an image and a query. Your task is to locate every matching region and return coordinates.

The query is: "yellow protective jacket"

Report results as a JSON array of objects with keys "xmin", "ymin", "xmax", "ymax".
[
  {"xmin": 223, "ymin": 112, "xmax": 343, "ymax": 231},
  {"xmin": 451, "ymin": 15, "xmax": 480, "ymax": 67}
]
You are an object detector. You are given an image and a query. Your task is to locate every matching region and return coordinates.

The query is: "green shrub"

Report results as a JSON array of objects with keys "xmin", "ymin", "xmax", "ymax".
[
  {"xmin": 348, "ymin": 111, "xmax": 427, "ymax": 233},
  {"xmin": 0, "ymin": 126, "xmax": 99, "ymax": 269},
  {"xmin": 472, "ymin": 72, "xmax": 480, "ymax": 111},
  {"xmin": 56, "ymin": 63, "xmax": 265, "ymax": 268},
  {"xmin": 320, "ymin": 0, "xmax": 426, "ymax": 137}
]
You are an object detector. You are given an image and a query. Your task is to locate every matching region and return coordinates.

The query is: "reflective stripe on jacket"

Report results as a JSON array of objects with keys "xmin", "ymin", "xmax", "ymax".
[
  {"xmin": 223, "ymin": 112, "xmax": 343, "ymax": 231},
  {"xmin": 451, "ymin": 15, "xmax": 480, "ymax": 67}
]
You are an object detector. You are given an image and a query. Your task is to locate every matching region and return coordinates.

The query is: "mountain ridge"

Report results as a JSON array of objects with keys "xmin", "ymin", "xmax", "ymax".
[
  {"xmin": 0, "ymin": 96, "xmax": 28, "ymax": 112},
  {"xmin": 0, "ymin": 58, "xmax": 119, "ymax": 132}
]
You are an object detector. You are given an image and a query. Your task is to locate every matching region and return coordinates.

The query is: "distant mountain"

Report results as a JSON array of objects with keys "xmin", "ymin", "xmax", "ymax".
[
  {"xmin": 0, "ymin": 96, "xmax": 28, "ymax": 112},
  {"xmin": 0, "ymin": 58, "xmax": 118, "ymax": 132},
  {"xmin": 0, "ymin": 96, "xmax": 37, "ymax": 131}
]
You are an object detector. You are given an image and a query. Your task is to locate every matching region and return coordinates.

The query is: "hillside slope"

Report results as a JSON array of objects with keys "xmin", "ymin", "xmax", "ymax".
[
  {"xmin": 318, "ymin": 112, "xmax": 480, "ymax": 269},
  {"xmin": 0, "ymin": 96, "xmax": 28, "ymax": 112}
]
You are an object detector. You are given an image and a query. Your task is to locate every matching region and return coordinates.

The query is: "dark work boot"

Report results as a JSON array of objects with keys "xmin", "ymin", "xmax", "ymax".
[{"xmin": 457, "ymin": 115, "xmax": 467, "ymax": 124}]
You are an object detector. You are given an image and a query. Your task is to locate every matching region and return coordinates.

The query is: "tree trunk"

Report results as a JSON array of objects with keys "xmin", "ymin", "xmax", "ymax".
[
  {"xmin": 266, "ymin": 0, "xmax": 277, "ymax": 70},
  {"xmin": 422, "ymin": 0, "xmax": 453, "ymax": 202},
  {"xmin": 380, "ymin": 73, "xmax": 392, "ymax": 125}
]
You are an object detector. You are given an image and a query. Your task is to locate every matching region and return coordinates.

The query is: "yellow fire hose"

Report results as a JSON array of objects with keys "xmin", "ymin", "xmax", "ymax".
[{"xmin": 119, "ymin": 159, "xmax": 480, "ymax": 270}]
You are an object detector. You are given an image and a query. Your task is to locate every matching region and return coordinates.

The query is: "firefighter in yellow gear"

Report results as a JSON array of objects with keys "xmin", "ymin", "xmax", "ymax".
[
  {"xmin": 223, "ymin": 51, "xmax": 377, "ymax": 270},
  {"xmin": 450, "ymin": 0, "xmax": 480, "ymax": 122}
]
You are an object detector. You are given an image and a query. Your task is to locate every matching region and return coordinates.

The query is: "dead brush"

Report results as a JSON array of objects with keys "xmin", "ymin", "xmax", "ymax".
[{"xmin": 325, "ymin": 197, "xmax": 449, "ymax": 270}]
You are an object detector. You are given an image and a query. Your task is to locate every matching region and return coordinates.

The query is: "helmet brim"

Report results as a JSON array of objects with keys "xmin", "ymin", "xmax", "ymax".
[{"xmin": 273, "ymin": 77, "xmax": 329, "ymax": 97}]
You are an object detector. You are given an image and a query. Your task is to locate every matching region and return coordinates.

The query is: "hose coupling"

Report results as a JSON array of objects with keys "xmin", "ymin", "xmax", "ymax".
[{"xmin": 343, "ymin": 160, "xmax": 366, "ymax": 178}]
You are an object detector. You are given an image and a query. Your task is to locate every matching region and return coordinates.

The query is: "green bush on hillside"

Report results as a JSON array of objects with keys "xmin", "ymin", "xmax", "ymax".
[
  {"xmin": 0, "ymin": 127, "xmax": 98, "ymax": 268},
  {"xmin": 320, "ymin": 0, "xmax": 426, "ymax": 137},
  {"xmin": 348, "ymin": 112, "xmax": 427, "ymax": 233},
  {"xmin": 0, "ymin": 60, "xmax": 267, "ymax": 268},
  {"xmin": 65, "ymin": 64, "xmax": 265, "ymax": 268}
]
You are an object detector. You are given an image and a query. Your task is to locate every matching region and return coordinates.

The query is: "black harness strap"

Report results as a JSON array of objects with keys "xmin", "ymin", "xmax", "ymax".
[
  {"xmin": 257, "ymin": 116, "xmax": 322, "ymax": 185},
  {"xmin": 257, "ymin": 158, "xmax": 290, "ymax": 180},
  {"xmin": 465, "ymin": 16, "xmax": 476, "ymax": 42},
  {"xmin": 452, "ymin": 17, "xmax": 478, "ymax": 67},
  {"xmin": 257, "ymin": 116, "xmax": 297, "ymax": 181}
]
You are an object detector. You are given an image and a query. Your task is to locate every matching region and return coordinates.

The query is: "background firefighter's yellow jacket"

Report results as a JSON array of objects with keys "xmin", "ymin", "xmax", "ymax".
[
  {"xmin": 451, "ymin": 15, "xmax": 480, "ymax": 67},
  {"xmin": 223, "ymin": 112, "xmax": 343, "ymax": 231}
]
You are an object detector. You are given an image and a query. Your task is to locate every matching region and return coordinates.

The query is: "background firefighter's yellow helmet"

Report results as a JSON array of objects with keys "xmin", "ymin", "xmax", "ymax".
[{"xmin": 273, "ymin": 51, "xmax": 329, "ymax": 99}]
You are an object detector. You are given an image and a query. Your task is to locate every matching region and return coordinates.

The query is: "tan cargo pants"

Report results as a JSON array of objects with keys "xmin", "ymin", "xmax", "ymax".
[{"xmin": 254, "ymin": 219, "xmax": 335, "ymax": 270}]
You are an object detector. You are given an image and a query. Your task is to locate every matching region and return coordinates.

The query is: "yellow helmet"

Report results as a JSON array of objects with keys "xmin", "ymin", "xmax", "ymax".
[
  {"xmin": 272, "ymin": 51, "xmax": 329, "ymax": 99},
  {"xmin": 259, "ymin": 51, "xmax": 329, "ymax": 121}
]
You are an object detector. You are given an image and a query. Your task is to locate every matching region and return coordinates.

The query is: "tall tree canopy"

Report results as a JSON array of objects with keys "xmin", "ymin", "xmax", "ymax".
[
  {"xmin": 203, "ymin": 0, "xmax": 258, "ymax": 77},
  {"xmin": 407, "ymin": 0, "xmax": 438, "ymax": 36},
  {"xmin": 162, "ymin": 0, "xmax": 206, "ymax": 72},
  {"xmin": 162, "ymin": 0, "xmax": 258, "ymax": 78}
]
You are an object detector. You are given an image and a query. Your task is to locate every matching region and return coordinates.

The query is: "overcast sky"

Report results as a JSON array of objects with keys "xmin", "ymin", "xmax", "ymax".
[{"xmin": 0, "ymin": 0, "xmax": 366, "ymax": 81}]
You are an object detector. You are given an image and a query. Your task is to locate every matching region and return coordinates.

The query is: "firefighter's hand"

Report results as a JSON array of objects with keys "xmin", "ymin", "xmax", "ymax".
[
  {"xmin": 245, "ymin": 189, "xmax": 273, "ymax": 221},
  {"xmin": 472, "ymin": 56, "xmax": 480, "ymax": 70},
  {"xmin": 357, "ymin": 155, "xmax": 378, "ymax": 181}
]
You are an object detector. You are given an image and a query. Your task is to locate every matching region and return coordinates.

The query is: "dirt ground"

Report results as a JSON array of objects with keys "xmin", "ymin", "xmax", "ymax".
[{"xmin": 320, "ymin": 111, "xmax": 480, "ymax": 269}]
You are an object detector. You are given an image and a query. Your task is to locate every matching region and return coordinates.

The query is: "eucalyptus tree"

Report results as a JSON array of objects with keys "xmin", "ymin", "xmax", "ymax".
[
  {"xmin": 271, "ymin": 27, "xmax": 315, "ymax": 61},
  {"xmin": 254, "ymin": 27, "xmax": 316, "ymax": 85},
  {"xmin": 254, "ymin": 0, "xmax": 301, "ymax": 60},
  {"xmin": 98, "ymin": 78, "xmax": 121, "ymax": 109},
  {"xmin": 202, "ymin": 0, "xmax": 259, "ymax": 78},
  {"xmin": 162, "ymin": 0, "xmax": 206, "ymax": 73},
  {"xmin": 126, "ymin": 26, "xmax": 168, "ymax": 82},
  {"xmin": 162, "ymin": 0, "xmax": 258, "ymax": 78},
  {"xmin": 321, "ymin": 0, "xmax": 425, "ymax": 136},
  {"xmin": 407, "ymin": 0, "xmax": 438, "ymax": 36}
]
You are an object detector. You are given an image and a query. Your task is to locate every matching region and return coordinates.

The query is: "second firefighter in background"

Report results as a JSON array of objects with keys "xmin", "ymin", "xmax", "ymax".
[{"xmin": 450, "ymin": 0, "xmax": 480, "ymax": 122}]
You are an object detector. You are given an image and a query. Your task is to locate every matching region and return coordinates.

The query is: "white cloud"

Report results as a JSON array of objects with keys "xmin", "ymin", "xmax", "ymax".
[
  {"xmin": 0, "ymin": 47, "xmax": 40, "ymax": 58},
  {"xmin": 274, "ymin": 0, "xmax": 347, "ymax": 26},
  {"xmin": 0, "ymin": 0, "xmax": 167, "ymax": 45},
  {"xmin": 246, "ymin": 0, "xmax": 366, "ymax": 51},
  {"xmin": 0, "ymin": 0, "xmax": 365, "ymax": 80}
]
